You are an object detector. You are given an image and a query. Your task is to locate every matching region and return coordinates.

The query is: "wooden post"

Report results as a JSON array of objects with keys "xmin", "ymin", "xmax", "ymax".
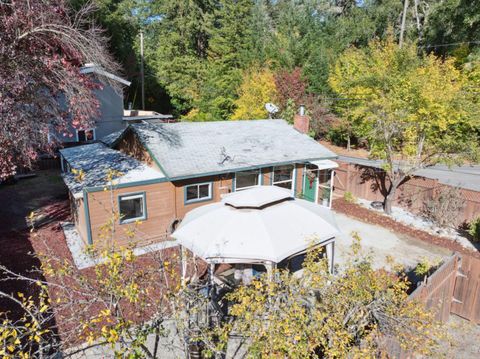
[{"xmin": 329, "ymin": 170, "xmax": 335, "ymax": 208}]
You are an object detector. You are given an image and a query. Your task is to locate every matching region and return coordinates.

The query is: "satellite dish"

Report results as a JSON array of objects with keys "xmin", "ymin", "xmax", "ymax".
[{"xmin": 265, "ymin": 103, "xmax": 279, "ymax": 118}]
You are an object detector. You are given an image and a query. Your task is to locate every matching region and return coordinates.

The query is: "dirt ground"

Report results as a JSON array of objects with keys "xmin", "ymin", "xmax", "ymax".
[
  {"xmin": 318, "ymin": 140, "xmax": 370, "ymax": 159},
  {"xmin": 438, "ymin": 314, "xmax": 480, "ymax": 358},
  {"xmin": 332, "ymin": 197, "xmax": 480, "ymax": 260},
  {"xmin": 334, "ymin": 211, "xmax": 451, "ymax": 271}
]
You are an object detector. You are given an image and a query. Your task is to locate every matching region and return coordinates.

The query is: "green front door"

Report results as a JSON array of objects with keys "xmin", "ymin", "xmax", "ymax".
[{"xmin": 303, "ymin": 170, "xmax": 317, "ymax": 202}]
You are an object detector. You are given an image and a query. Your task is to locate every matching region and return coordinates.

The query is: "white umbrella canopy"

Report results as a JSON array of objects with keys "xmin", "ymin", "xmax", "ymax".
[{"xmin": 172, "ymin": 186, "xmax": 340, "ymax": 264}]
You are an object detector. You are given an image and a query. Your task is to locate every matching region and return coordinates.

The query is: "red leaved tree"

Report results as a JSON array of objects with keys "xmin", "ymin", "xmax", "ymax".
[
  {"xmin": 0, "ymin": 0, "xmax": 120, "ymax": 179},
  {"xmin": 274, "ymin": 67, "xmax": 338, "ymax": 137}
]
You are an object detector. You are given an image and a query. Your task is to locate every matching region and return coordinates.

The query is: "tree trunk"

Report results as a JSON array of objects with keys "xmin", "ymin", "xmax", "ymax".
[
  {"xmin": 384, "ymin": 183, "xmax": 398, "ymax": 215},
  {"xmin": 347, "ymin": 135, "xmax": 351, "ymax": 151}
]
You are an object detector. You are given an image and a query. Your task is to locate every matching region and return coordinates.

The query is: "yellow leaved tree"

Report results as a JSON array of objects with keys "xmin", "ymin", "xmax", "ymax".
[
  {"xmin": 231, "ymin": 67, "xmax": 278, "ymax": 120},
  {"xmin": 216, "ymin": 237, "xmax": 448, "ymax": 358},
  {"xmin": 329, "ymin": 36, "xmax": 480, "ymax": 214}
]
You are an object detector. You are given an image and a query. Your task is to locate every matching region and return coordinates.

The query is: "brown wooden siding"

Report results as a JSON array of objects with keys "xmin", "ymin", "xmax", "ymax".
[
  {"xmin": 77, "ymin": 164, "xmax": 310, "ymax": 248},
  {"xmin": 76, "ymin": 198, "xmax": 87, "ymax": 243},
  {"xmin": 86, "ymin": 181, "xmax": 176, "ymax": 249},
  {"xmin": 295, "ymin": 164, "xmax": 304, "ymax": 196},
  {"xmin": 115, "ymin": 129, "xmax": 161, "ymax": 171},
  {"xmin": 173, "ymin": 174, "xmax": 234, "ymax": 219}
]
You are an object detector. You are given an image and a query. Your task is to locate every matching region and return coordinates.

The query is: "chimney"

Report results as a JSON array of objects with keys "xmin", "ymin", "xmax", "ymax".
[{"xmin": 293, "ymin": 104, "xmax": 309, "ymax": 134}]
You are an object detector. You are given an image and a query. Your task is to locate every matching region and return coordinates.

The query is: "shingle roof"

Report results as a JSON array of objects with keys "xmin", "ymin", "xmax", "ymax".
[
  {"xmin": 59, "ymin": 143, "xmax": 165, "ymax": 197},
  {"xmin": 100, "ymin": 128, "xmax": 127, "ymax": 147},
  {"xmin": 130, "ymin": 120, "xmax": 337, "ymax": 179}
]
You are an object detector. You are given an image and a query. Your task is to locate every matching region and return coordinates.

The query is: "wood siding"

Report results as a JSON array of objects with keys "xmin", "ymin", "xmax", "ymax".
[
  {"xmin": 115, "ymin": 129, "xmax": 161, "ymax": 171},
  {"xmin": 77, "ymin": 164, "xmax": 309, "ymax": 248},
  {"xmin": 173, "ymin": 174, "xmax": 233, "ymax": 219},
  {"xmin": 87, "ymin": 181, "xmax": 176, "ymax": 249}
]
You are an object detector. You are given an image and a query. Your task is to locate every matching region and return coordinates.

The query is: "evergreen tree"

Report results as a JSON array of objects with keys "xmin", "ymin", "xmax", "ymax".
[{"xmin": 193, "ymin": 0, "xmax": 256, "ymax": 120}]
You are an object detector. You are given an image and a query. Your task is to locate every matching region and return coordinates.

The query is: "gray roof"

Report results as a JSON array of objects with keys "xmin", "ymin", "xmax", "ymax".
[
  {"xmin": 339, "ymin": 155, "xmax": 480, "ymax": 192},
  {"xmin": 100, "ymin": 128, "xmax": 127, "ymax": 147},
  {"xmin": 130, "ymin": 120, "xmax": 337, "ymax": 179},
  {"xmin": 59, "ymin": 143, "xmax": 165, "ymax": 197}
]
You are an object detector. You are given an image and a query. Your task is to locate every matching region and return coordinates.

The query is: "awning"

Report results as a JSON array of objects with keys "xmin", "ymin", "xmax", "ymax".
[{"xmin": 309, "ymin": 159, "xmax": 339, "ymax": 170}]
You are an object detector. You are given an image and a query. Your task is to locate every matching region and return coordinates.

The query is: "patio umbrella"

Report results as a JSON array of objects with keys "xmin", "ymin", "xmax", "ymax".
[{"xmin": 172, "ymin": 186, "xmax": 340, "ymax": 264}]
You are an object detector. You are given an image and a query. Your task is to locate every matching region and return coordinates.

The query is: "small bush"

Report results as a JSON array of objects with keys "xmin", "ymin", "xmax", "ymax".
[
  {"xmin": 343, "ymin": 191, "xmax": 356, "ymax": 204},
  {"xmin": 468, "ymin": 217, "xmax": 480, "ymax": 242},
  {"xmin": 423, "ymin": 186, "xmax": 465, "ymax": 228}
]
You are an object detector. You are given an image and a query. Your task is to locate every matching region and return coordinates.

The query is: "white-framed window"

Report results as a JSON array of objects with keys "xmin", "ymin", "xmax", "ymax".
[
  {"xmin": 76, "ymin": 128, "xmax": 96, "ymax": 142},
  {"xmin": 184, "ymin": 182, "xmax": 213, "ymax": 204},
  {"xmin": 118, "ymin": 192, "xmax": 147, "ymax": 224},
  {"xmin": 272, "ymin": 165, "xmax": 295, "ymax": 192},
  {"xmin": 235, "ymin": 169, "xmax": 261, "ymax": 191}
]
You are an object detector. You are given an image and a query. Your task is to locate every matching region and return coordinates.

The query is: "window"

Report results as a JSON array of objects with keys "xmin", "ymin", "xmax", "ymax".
[
  {"xmin": 76, "ymin": 128, "xmax": 96, "ymax": 142},
  {"xmin": 235, "ymin": 170, "xmax": 260, "ymax": 191},
  {"xmin": 272, "ymin": 165, "xmax": 294, "ymax": 191},
  {"xmin": 185, "ymin": 183, "xmax": 212, "ymax": 204},
  {"xmin": 118, "ymin": 192, "xmax": 146, "ymax": 224}
]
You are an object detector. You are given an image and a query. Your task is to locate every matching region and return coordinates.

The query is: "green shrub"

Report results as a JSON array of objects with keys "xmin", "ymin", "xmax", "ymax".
[
  {"xmin": 343, "ymin": 191, "xmax": 356, "ymax": 204},
  {"xmin": 468, "ymin": 216, "xmax": 480, "ymax": 242}
]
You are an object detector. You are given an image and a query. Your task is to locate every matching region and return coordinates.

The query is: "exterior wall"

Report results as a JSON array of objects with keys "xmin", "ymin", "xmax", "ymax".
[
  {"xmin": 76, "ymin": 198, "xmax": 88, "ymax": 243},
  {"xmin": 86, "ymin": 181, "xmax": 176, "ymax": 249},
  {"xmin": 295, "ymin": 164, "xmax": 304, "ymax": 196},
  {"xmin": 56, "ymin": 82, "xmax": 125, "ymax": 144},
  {"xmin": 79, "ymin": 163, "xmax": 313, "ymax": 248},
  {"xmin": 70, "ymin": 193, "xmax": 88, "ymax": 243},
  {"xmin": 173, "ymin": 174, "xmax": 234, "ymax": 219},
  {"xmin": 92, "ymin": 84, "xmax": 125, "ymax": 140},
  {"xmin": 82, "ymin": 174, "xmax": 233, "ymax": 249}
]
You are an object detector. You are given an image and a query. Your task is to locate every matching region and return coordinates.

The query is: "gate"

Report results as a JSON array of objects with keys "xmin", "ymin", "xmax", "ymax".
[{"xmin": 451, "ymin": 254, "xmax": 480, "ymax": 324}]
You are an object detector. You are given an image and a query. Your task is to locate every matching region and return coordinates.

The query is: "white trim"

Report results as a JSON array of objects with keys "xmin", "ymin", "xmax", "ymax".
[
  {"xmin": 309, "ymin": 159, "xmax": 338, "ymax": 170},
  {"xmin": 119, "ymin": 192, "xmax": 146, "ymax": 224},
  {"xmin": 184, "ymin": 182, "xmax": 213, "ymax": 204},
  {"xmin": 76, "ymin": 128, "xmax": 96, "ymax": 142},
  {"xmin": 80, "ymin": 64, "xmax": 131, "ymax": 86},
  {"xmin": 234, "ymin": 169, "xmax": 262, "ymax": 191}
]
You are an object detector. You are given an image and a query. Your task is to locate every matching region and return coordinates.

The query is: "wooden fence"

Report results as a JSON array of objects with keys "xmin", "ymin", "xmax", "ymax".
[
  {"xmin": 15, "ymin": 156, "xmax": 60, "ymax": 176},
  {"xmin": 334, "ymin": 161, "xmax": 480, "ymax": 223},
  {"xmin": 451, "ymin": 254, "xmax": 480, "ymax": 323},
  {"xmin": 386, "ymin": 253, "xmax": 480, "ymax": 358}
]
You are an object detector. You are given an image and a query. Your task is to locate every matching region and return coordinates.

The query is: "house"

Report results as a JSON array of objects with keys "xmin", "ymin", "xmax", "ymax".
[
  {"xmin": 59, "ymin": 112, "xmax": 338, "ymax": 249},
  {"xmin": 57, "ymin": 64, "xmax": 174, "ymax": 145},
  {"xmin": 55, "ymin": 64, "xmax": 131, "ymax": 144}
]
